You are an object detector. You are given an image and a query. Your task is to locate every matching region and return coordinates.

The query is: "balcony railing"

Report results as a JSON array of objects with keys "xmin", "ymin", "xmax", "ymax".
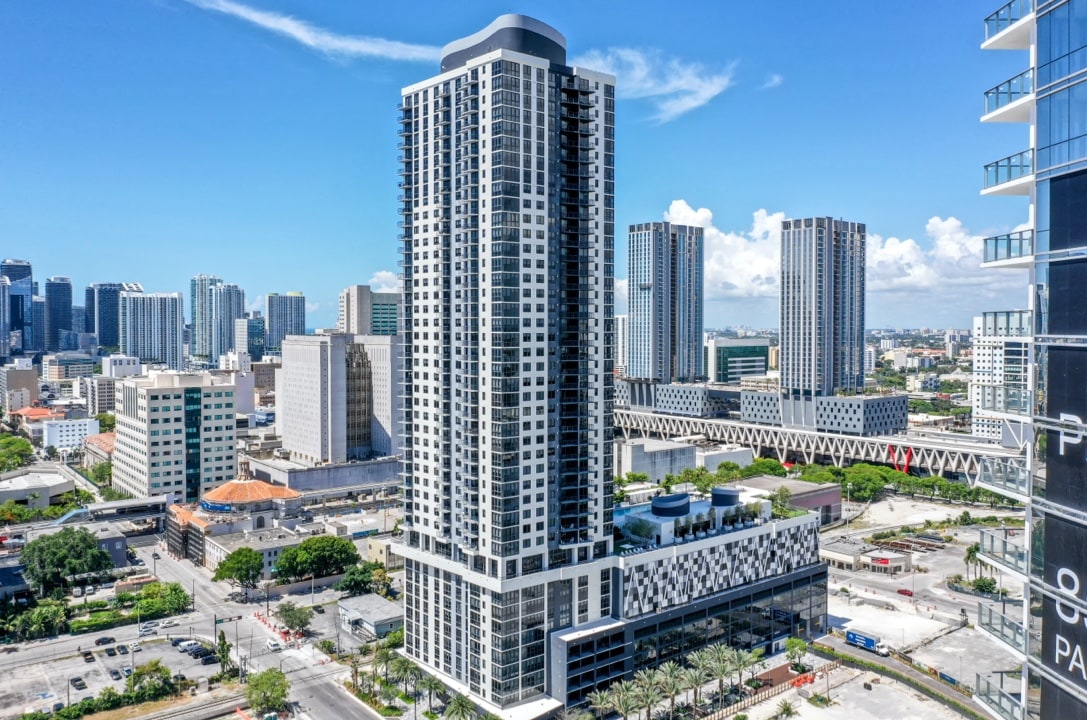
[
  {"xmin": 981, "ymin": 310, "xmax": 1032, "ymax": 337},
  {"xmin": 985, "ymin": 150, "xmax": 1033, "ymax": 188},
  {"xmin": 984, "ymin": 230, "xmax": 1034, "ymax": 263},
  {"xmin": 985, "ymin": 0, "xmax": 1034, "ymax": 41},
  {"xmin": 979, "ymin": 528, "xmax": 1028, "ymax": 576},
  {"xmin": 985, "ymin": 69, "xmax": 1034, "ymax": 114},
  {"xmin": 978, "ymin": 386, "xmax": 1032, "ymax": 417},
  {"xmin": 978, "ymin": 603, "xmax": 1027, "ymax": 654},
  {"xmin": 974, "ymin": 673, "xmax": 1024, "ymax": 720},
  {"xmin": 977, "ymin": 456, "xmax": 1030, "ymax": 497}
]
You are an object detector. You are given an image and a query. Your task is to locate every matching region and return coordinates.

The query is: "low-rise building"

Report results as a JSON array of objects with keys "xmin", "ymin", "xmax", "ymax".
[
  {"xmin": 614, "ymin": 438, "xmax": 696, "ymax": 484},
  {"xmin": 338, "ymin": 593, "xmax": 403, "ymax": 639},
  {"xmin": 82, "ymin": 432, "xmax": 116, "ymax": 468},
  {"xmin": 366, "ymin": 535, "xmax": 404, "ymax": 570},
  {"xmin": 43, "ymin": 417, "xmax": 99, "ymax": 450},
  {"xmin": 741, "ymin": 391, "xmax": 908, "ymax": 436},
  {"xmin": 41, "ymin": 353, "xmax": 95, "ymax": 380},
  {"xmin": 731, "ymin": 475, "xmax": 842, "ymax": 525},
  {"xmin": 0, "ymin": 468, "xmax": 75, "ymax": 509}
]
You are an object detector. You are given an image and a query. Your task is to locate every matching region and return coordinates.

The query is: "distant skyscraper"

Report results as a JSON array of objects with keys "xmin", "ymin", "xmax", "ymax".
[
  {"xmin": 86, "ymin": 282, "xmax": 143, "ymax": 349},
  {"xmin": 208, "ymin": 283, "xmax": 245, "ymax": 360},
  {"xmin": 779, "ymin": 217, "xmax": 865, "ymax": 398},
  {"xmin": 43, "ymin": 276, "xmax": 72, "ymax": 352},
  {"xmin": 30, "ymin": 297, "xmax": 44, "ymax": 352},
  {"xmin": 0, "ymin": 277, "xmax": 10, "ymax": 360},
  {"xmin": 3, "ymin": 261, "xmax": 33, "ymax": 353},
  {"xmin": 70, "ymin": 305, "xmax": 85, "ymax": 341},
  {"xmin": 119, "ymin": 291, "xmax": 185, "ymax": 370},
  {"xmin": 338, "ymin": 284, "xmax": 401, "ymax": 335},
  {"xmin": 265, "ymin": 292, "xmax": 305, "ymax": 352},
  {"xmin": 189, "ymin": 274, "xmax": 221, "ymax": 360},
  {"xmin": 234, "ymin": 312, "xmax": 265, "ymax": 361},
  {"xmin": 628, "ymin": 222, "xmax": 704, "ymax": 382},
  {"xmin": 614, "ymin": 313, "xmax": 629, "ymax": 376}
]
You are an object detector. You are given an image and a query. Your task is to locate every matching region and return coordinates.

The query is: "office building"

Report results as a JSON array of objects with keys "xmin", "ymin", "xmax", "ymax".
[
  {"xmin": 101, "ymin": 354, "xmax": 143, "ymax": 378},
  {"xmin": 77, "ymin": 375, "xmax": 119, "ymax": 415},
  {"xmin": 86, "ymin": 282, "xmax": 143, "ymax": 349},
  {"xmin": 235, "ymin": 312, "xmax": 265, "ymax": 361},
  {"xmin": 276, "ymin": 333, "xmax": 372, "ymax": 466},
  {"xmin": 628, "ymin": 222, "xmax": 704, "ymax": 382},
  {"xmin": 2, "ymin": 259, "xmax": 32, "ymax": 353},
  {"xmin": 0, "ymin": 277, "xmax": 10, "ymax": 361},
  {"xmin": 265, "ymin": 292, "xmax": 305, "ymax": 353},
  {"xmin": 44, "ymin": 276, "xmax": 72, "ymax": 352},
  {"xmin": 970, "ymin": 312, "xmax": 1028, "ymax": 442},
  {"xmin": 118, "ymin": 291, "xmax": 185, "ymax": 370},
  {"xmin": 208, "ymin": 282, "xmax": 245, "ymax": 360},
  {"xmin": 863, "ymin": 345, "xmax": 877, "ymax": 375},
  {"xmin": 356, "ymin": 334, "xmax": 403, "ymax": 457},
  {"xmin": 42, "ymin": 353, "xmax": 95, "ymax": 380},
  {"xmin": 338, "ymin": 284, "xmax": 401, "ymax": 335},
  {"xmin": 112, "ymin": 371, "xmax": 237, "ymax": 501},
  {"xmin": 973, "ymin": 4, "xmax": 1087, "ymax": 717},
  {"xmin": 42, "ymin": 417, "xmax": 99, "ymax": 450},
  {"xmin": 704, "ymin": 337, "xmax": 770, "ymax": 384}
]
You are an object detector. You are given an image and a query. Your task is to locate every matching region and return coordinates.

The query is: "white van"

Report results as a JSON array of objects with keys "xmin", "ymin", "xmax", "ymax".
[
  {"xmin": 177, "ymin": 640, "xmax": 200, "ymax": 653},
  {"xmin": 266, "ymin": 639, "xmax": 283, "ymax": 652}
]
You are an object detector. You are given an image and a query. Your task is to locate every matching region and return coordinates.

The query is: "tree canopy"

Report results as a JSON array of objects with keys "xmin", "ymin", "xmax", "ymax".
[
  {"xmin": 0, "ymin": 435, "xmax": 34, "ymax": 472},
  {"xmin": 21, "ymin": 526, "xmax": 113, "ymax": 594},
  {"xmin": 246, "ymin": 668, "xmax": 290, "ymax": 714},
  {"xmin": 335, "ymin": 561, "xmax": 388, "ymax": 597},
  {"xmin": 275, "ymin": 600, "xmax": 313, "ymax": 634},
  {"xmin": 213, "ymin": 547, "xmax": 264, "ymax": 590},
  {"xmin": 274, "ymin": 535, "xmax": 360, "ymax": 581},
  {"xmin": 95, "ymin": 413, "xmax": 116, "ymax": 432}
]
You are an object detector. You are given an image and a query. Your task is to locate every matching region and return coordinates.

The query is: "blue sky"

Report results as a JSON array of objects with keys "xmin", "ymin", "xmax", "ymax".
[{"xmin": 1, "ymin": 1, "xmax": 1029, "ymax": 329}]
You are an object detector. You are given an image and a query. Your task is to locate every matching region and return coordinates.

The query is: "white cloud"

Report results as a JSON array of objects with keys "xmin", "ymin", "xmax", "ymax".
[
  {"xmin": 368, "ymin": 270, "xmax": 401, "ymax": 293},
  {"xmin": 761, "ymin": 73, "xmax": 783, "ymax": 90},
  {"xmin": 305, "ymin": 301, "xmax": 321, "ymax": 313},
  {"xmin": 571, "ymin": 48, "xmax": 735, "ymax": 122},
  {"xmin": 614, "ymin": 278, "xmax": 629, "ymax": 314},
  {"xmin": 664, "ymin": 200, "xmax": 782, "ymax": 300},
  {"xmin": 185, "ymin": 0, "xmax": 440, "ymax": 62}
]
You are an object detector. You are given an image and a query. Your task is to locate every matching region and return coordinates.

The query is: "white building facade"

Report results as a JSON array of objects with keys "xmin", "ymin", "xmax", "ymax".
[
  {"xmin": 112, "ymin": 371, "xmax": 237, "ymax": 501},
  {"xmin": 265, "ymin": 292, "xmax": 305, "ymax": 353},
  {"xmin": 118, "ymin": 291, "xmax": 184, "ymax": 370},
  {"xmin": 42, "ymin": 417, "xmax": 100, "ymax": 450}
]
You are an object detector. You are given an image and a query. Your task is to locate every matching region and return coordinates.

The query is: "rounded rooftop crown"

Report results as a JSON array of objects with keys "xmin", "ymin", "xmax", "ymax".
[{"xmin": 441, "ymin": 14, "xmax": 566, "ymax": 72}]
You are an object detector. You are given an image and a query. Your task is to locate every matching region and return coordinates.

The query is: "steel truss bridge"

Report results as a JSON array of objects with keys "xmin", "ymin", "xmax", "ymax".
[{"xmin": 614, "ymin": 409, "xmax": 1024, "ymax": 481}]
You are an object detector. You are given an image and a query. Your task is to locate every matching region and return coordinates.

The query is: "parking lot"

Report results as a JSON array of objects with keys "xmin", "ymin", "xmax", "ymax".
[{"xmin": 2, "ymin": 635, "xmax": 224, "ymax": 719}]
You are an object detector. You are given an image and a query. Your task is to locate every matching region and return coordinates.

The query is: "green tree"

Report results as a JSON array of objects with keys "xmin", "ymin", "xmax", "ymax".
[
  {"xmin": 44, "ymin": 445, "xmax": 58, "ymax": 460},
  {"xmin": 21, "ymin": 526, "xmax": 112, "ymax": 594},
  {"xmin": 655, "ymin": 660, "xmax": 685, "ymax": 718},
  {"xmin": 444, "ymin": 692, "xmax": 476, "ymax": 720},
  {"xmin": 217, "ymin": 629, "xmax": 234, "ymax": 673},
  {"xmin": 246, "ymin": 668, "xmax": 290, "ymax": 714},
  {"xmin": 272, "ymin": 545, "xmax": 305, "ymax": 582},
  {"xmin": 335, "ymin": 561, "xmax": 386, "ymax": 596},
  {"xmin": 370, "ymin": 567, "xmax": 391, "ymax": 597},
  {"xmin": 964, "ymin": 542, "xmax": 980, "ymax": 581},
  {"xmin": 785, "ymin": 637, "xmax": 808, "ymax": 671},
  {"xmin": 277, "ymin": 535, "xmax": 361, "ymax": 581},
  {"xmin": 275, "ymin": 600, "xmax": 314, "ymax": 635},
  {"xmin": 91, "ymin": 462, "xmax": 112, "ymax": 485},
  {"xmin": 587, "ymin": 688, "xmax": 614, "ymax": 720},
  {"xmin": 375, "ymin": 646, "xmax": 397, "ymax": 683},
  {"xmin": 96, "ymin": 685, "xmax": 124, "ymax": 710},
  {"xmin": 418, "ymin": 673, "xmax": 445, "ymax": 710},
  {"xmin": 610, "ymin": 681, "xmax": 641, "ymax": 720},
  {"xmin": 972, "ymin": 576, "xmax": 998, "ymax": 594},
  {"xmin": 94, "ymin": 413, "xmax": 116, "ymax": 432},
  {"xmin": 126, "ymin": 658, "xmax": 175, "ymax": 701},
  {"xmin": 776, "ymin": 699, "xmax": 797, "ymax": 718},
  {"xmin": 740, "ymin": 458, "xmax": 787, "ymax": 478},
  {"xmin": 212, "ymin": 547, "xmax": 264, "ymax": 591}
]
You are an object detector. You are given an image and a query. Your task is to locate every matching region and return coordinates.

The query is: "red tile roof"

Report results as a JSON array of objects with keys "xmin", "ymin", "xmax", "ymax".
[
  {"xmin": 83, "ymin": 432, "xmax": 116, "ymax": 454},
  {"xmin": 202, "ymin": 478, "xmax": 300, "ymax": 504}
]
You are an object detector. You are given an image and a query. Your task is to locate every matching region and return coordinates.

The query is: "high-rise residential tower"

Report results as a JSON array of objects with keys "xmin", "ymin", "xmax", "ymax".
[
  {"xmin": 974, "ymin": 3, "xmax": 1087, "ymax": 717},
  {"xmin": 85, "ymin": 282, "xmax": 143, "ymax": 349},
  {"xmin": 398, "ymin": 14, "xmax": 617, "ymax": 711},
  {"xmin": 44, "ymin": 276, "xmax": 73, "ymax": 352},
  {"xmin": 338, "ymin": 284, "xmax": 401, "ymax": 335},
  {"xmin": 234, "ymin": 312, "xmax": 265, "ymax": 361},
  {"xmin": 208, "ymin": 283, "xmax": 245, "ymax": 360},
  {"xmin": 119, "ymin": 291, "xmax": 185, "ymax": 370},
  {"xmin": 779, "ymin": 217, "xmax": 865, "ymax": 397},
  {"xmin": 265, "ymin": 291, "xmax": 305, "ymax": 352},
  {"xmin": 189, "ymin": 274, "xmax": 221, "ymax": 360},
  {"xmin": 627, "ymin": 222, "xmax": 704, "ymax": 382},
  {"xmin": 2, "ymin": 260, "xmax": 33, "ymax": 353},
  {"xmin": 614, "ymin": 313, "xmax": 629, "ymax": 376}
]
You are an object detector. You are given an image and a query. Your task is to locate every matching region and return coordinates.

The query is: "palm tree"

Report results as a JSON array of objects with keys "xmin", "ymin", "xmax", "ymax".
[
  {"xmin": 679, "ymin": 666, "xmax": 706, "ymax": 710},
  {"xmin": 587, "ymin": 688, "xmax": 614, "ymax": 720},
  {"xmin": 391, "ymin": 656, "xmax": 416, "ymax": 692},
  {"xmin": 610, "ymin": 681, "xmax": 641, "ymax": 720},
  {"xmin": 687, "ymin": 649, "xmax": 715, "ymax": 709},
  {"xmin": 418, "ymin": 673, "xmax": 445, "ymax": 711},
  {"xmin": 964, "ymin": 542, "xmax": 980, "ymax": 581},
  {"xmin": 776, "ymin": 699, "xmax": 797, "ymax": 718},
  {"xmin": 375, "ymin": 646, "xmax": 397, "ymax": 684},
  {"xmin": 444, "ymin": 693, "xmax": 477, "ymax": 720},
  {"xmin": 708, "ymin": 645, "xmax": 738, "ymax": 710},
  {"xmin": 349, "ymin": 652, "xmax": 362, "ymax": 690},
  {"xmin": 633, "ymin": 671, "xmax": 663, "ymax": 720},
  {"xmin": 654, "ymin": 661, "xmax": 685, "ymax": 718},
  {"xmin": 557, "ymin": 709, "xmax": 591, "ymax": 720},
  {"xmin": 380, "ymin": 683, "xmax": 401, "ymax": 708}
]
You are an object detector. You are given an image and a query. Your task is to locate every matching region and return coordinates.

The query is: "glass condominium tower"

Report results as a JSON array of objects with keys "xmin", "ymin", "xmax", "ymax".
[
  {"xmin": 397, "ymin": 14, "xmax": 616, "ymax": 713},
  {"xmin": 977, "ymin": 1, "xmax": 1087, "ymax": 717}
]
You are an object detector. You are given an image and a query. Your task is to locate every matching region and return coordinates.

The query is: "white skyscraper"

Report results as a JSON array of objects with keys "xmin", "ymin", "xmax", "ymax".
[
  {"xmin": 190, "ymin": 274, "xmax": 220, "ymax": 360},
  {"xmin": 277, "ymin": 333, "xmax": 371, "ymax": 466},
  {"xmin": 397, "ymin": 15, "xmax": 616, "ymax": 711},
  {"xmin": 614, "ymin": 313, "xmax": 629, "ymax": 376},
  {"xmin": 208, "ymin": 283, "xmax": 246, "ymax": 360},
  {"xmin": 338, "ymin": 284, "xmax": 401, "ymax": 335},
  {"xmin": 265, "ymin": 292, "xmax": 305, "ymax": 352},
  {"xmin": 118, "ymin": 291, "xmax": 184, "ymax": 370},
  {"xmin": 355, "ymin": 334, "xmax": 403, "ymax": 458},
  {"xmin": 627, "ymin": 222, "xmax": 704, "ymax": 382}
]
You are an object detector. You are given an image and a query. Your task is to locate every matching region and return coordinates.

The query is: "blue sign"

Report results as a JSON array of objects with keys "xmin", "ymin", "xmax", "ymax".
[{"xmin": 200, "ymin": 501, "xmax": 233, "ymax": 513}]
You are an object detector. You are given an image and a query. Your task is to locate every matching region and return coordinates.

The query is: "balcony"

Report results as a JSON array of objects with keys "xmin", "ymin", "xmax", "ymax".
[
  {"xmin": 983, "ymin": 69, "xmax": 1034, "ymax": 123},
  {"xmin": 981, "ymin": 310, "xmax": 1032, "ymax": 337},
  {"xmin": 978, "ymin": 528, "xmax": 1028, "ymax": 579},
  {"xmin": 983, "ymin": 150, "xmax": 1034, "ymax": 195},
  {"xmin": 977, "ymin": 603, "xmax": 1027, "ymax": 656},
  {"xmin": 978, "ymin": 386, "xmax": 1032, "ymax": 418},
  {"xmin": 983, "ymin": 0, "xmax": 1035, "ymax": 51},
  {"xmin": 982, "ymin": 230, "xmax": 1034, "ymax": 268},
  {"xmin": 974, "ymin": 673, "xmax": 1024, "ymax": 720},
  {"xmin": 976, "ymin": 456, "xmax": 1030, "ymax": 501}
]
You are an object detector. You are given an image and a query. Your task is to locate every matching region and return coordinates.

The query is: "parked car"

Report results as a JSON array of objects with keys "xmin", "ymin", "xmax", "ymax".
[
  {"xmin": 138, "ymin": 627, "xmax": 157, "ymax": 637},
  {"xmin": 313, "ymin": 605, "xmax": 325, "ymax": 614},
  {"xmin": 69, "ymin": 678, "xmax": 86, "ymax": 691},
  {"xmin": 130, "ymin": 643, "xmax": 142, "ymax": 652},
  {"xmin": 104, "ymin": 646, "xmax": 116, "ymax": 657},
  {"xmin": 152, "ymin": 552, "xmax": 160, "ymax": 560},
  {"xmin": 108, "ymin": 669, "xmax": 122, "ymax": 681},
  {"xmin": 82, "ymin": 652, "xmax": 95, "ymax": 663},
  {"xmin": 172, "ymin": 673, "xmax": 186, "ymax": 682},
  {"xmin": 123, "ymin": 667, "xmax": 132, "ymax": 677},
  {"xmin": 85, "ymin": 585, "xmax": 96, "ymax": 595},
  {"xmin": 266, "ymin": 640, "xmax": 283, "ymax": 652},
  {"xmin": 72, "ymin": 587, "xmax": 83, "ymax": 598},
  {"xmin": 52, "ymin": 702, "xmax": 64, "ymax": 713},
  {"xmin": 170, "ymin": 638, "xmax": 187, "ymax": 647},
  {"xmin": 190, "ymin": 647, "xmax": 213, "ymax": 659},
  {"xmin": 115, "ymin": 644, "xmax": 128, "ymax": 655},
  {"xmin": 897, "ymin": 588, "xmax": 914, "ymax": 597},
  {"xmin": 94, "ymin": 636, "xmax": 115, "ymax": 646},
  {"xmin": 160, "ymin": 618, "xmax": 179, "ymax": 629},
  {"xmin": 201, "ymin": 654, "xmax": 220, "ymax": 665}
]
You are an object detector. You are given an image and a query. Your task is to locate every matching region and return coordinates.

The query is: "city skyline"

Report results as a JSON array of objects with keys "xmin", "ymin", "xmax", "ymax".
[{"xmin": 2, "ymin": 1, "xmax": 1028, "ymax": 328}]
